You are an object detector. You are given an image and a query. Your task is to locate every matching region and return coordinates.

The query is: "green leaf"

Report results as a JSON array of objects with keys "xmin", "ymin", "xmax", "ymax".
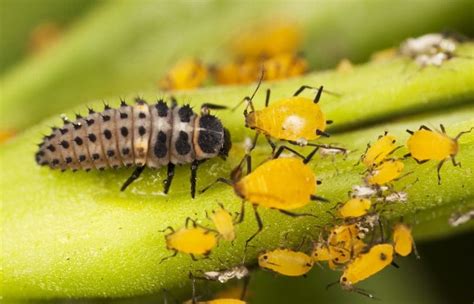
[
  {"xmin": 1, "ymin": 0, "xmax": 474, "ymax": 130},
  {"xmin": 1, "ymin": 46, "xmax": 474, "ymax": 299}
]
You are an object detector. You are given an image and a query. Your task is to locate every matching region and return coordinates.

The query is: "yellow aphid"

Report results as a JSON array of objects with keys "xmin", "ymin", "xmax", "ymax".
[
  {"xmin": 212, "ymin": 59, "xmax": 260, "ymax": 85},
  {"xmin": 312, "ymin": 242, "xmax": 332, "ymax": 262},
  {"xmin": 341, "ymin": 244, "xmax": 394, "ymax": 287},
  {"xmin": 338, "ymin": 198, "xmax": 372, "ymax": 218},
  {"xmin": 262, "ymin": 53, "xmax": 308, "ymax": 81},
  {"xmin": 393, "ymin": 223, "xmax": 414, "ymax": 257},
  {"xmin": 326, "ymin": 224, "xmax": 367, "ymax": 266},
  {"xmin": 235, "ymin": 157, "xmax": 317, "ymax": 210},
  {"xmin": 231, "ymin": 21, "xmax": 302, "ymax": 59},
  {"xmin": 158, "ymin": 58, "xmax": 208, "ymax": 91},
  {"xmin": 247, "ymin": 96, "xmax": 326, "ymax": 142},
  {"xmin": 366, "ymin": 159, "xmax": 404, "ymax": 185},
  {"xmin": 209, "ymin": 203, "xmax": 236, "ymax": 241},
  {"xmin": 161, "ymin": 218, "xmax": 217, "ymax": 262},
  {"xmin": 406, "ymin": 125, "xmax": 472, "ymax": 184},
  {"xmin": 258, "ymin": 248, "xmax": 314, "ymax": 276},
  {"xmin": 362, "ymin": 133, "xmax": 398, "ymax": 167}
]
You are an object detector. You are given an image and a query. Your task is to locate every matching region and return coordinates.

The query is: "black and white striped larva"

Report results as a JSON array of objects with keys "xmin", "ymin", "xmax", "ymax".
[{"xmin": 35, "ymin": 98, "xmax": 232, "ymax": 198}]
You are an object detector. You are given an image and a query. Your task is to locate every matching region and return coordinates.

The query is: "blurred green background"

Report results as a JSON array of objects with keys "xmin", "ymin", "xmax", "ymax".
[{"xmin": 1, "ymin": 0, "xmax": 473, "ymax": 303}]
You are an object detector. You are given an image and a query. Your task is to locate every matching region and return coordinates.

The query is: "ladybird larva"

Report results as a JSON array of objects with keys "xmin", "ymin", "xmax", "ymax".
[{"xmin": 35, "ymin": 98, "xmax": 231, "ymax": 198}]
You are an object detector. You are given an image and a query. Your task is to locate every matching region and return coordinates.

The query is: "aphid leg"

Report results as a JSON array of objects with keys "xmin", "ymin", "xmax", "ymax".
[
  {"xmin": 158, "ymin": 226, "xmax": 175, "ymax": 234},
  {"xmin": 163, "ymin": 163, "xmax": 176, "ymax": 194},
  {"xmin": 265, "ymin": 135, "xmax": 277, "ymax": 153},
  {"xmin": 159, "ymin": 250, "xmax": 178, "ymax": 264},
  {"xmin": 436, "ymin": 159, "xmax": 446, "ymax": 185},
  {"xmin": 240, "ymin": 274, "xmax": 251, "ymax": 300},
  {"xmin": 273, "ymin": 145, "xmax": 308, "ymax": 160},
  {"xmin": 351, "ymin": 286, "xmax": 378, "ymax": 300},
  {"xmin": 236, "ymin": 201, "xmax": 246, "ymax": 224},
  {"xmin": 316, "ymin": 129, "xmax": 331, "ymax": 137},
  {"xmin": 278, "ymin": 209, "xmax": 318, "ymax": 219},
  {"xmin": 264, "ymin": 88, "xmax": 271, "ymax": 107},
  {"xmin": 440, "ymin": 124, "xmax": 446, "ymax": 133},
  {"xmin": 355, "ymin": 143, "xmax": 371, "ymax": 166},
  {"xmin": 406, "ymin": 129, "xmax": 414, "ymax": 135},
  {"xmin": 200, "ymin": 103, "xmax": 228, "ymax": 112},
  {"xmin": 199, "ymin": 177, "xmax": 233, "ymax": 194},
  {"xmin": 451, "ymin": 157, "xmax": 461, "ymax": 167},
  {"xmin": 454, "ymin": 127, "xmax": 474, "ymax": 140},
  {"xmin": 245, "ymin": 205, "xmax": 263, "ymax": 248},
  {"xmin": 120, "ymin": 166, "xmax": 146, "ymax": 191},
  {"xmin": 419, "ymin": 125, "xmax": 432, "ymax": 131},
  {"xmin": 303, "ymin": 147, "xmax": 320, "ymax": 164},
  {"xmin": 311, "ymin": 194, "xmax": 330, "ymax": 203},
  {"xmin": 391, "ymin": 261, "xmax": 400, "ymax": 268},
  {"xmin": 190, "ymin": 160, "xmax": 204, "ymax": 199}
]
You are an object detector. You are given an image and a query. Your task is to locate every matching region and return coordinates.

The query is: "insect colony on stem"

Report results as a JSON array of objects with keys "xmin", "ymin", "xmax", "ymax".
[{"xmin": 34, "ymin": 30, "xmax": 473, "ymax": 303}]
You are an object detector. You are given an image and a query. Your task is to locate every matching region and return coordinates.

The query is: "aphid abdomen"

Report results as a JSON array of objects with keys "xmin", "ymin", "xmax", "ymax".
[
  {"xmin": 170, "ymin": 105, "xmax": 196, "ymax": 165},
  {"xmin": 147, "ymin": 100, "xmax": 172, "ymax": 169},
  {"xmin": 115, "ymin": 103, "xmax": 134, "ymax": 167},
  {"xmin": 99, "ymin": 107, "xmax": 121, "ymax": 169},
  {"xmin": 71, "ymin": 117, "xmax": 94, "ymax": 171},
  {"xmin": 58, "ymin": 122, "xmax": 81, "ymax": 171},
  {"xmin": 85, "ymin": 111, "xmax": 108, "ymax": 170},
  {"xmin": 132, "ymin": 100, "xmax": 151, "ymax": 166}
]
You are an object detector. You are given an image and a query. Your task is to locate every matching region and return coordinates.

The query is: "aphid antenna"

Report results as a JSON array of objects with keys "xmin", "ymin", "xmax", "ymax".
[
  {"xmin": 159, "ymin": 226, "xmax": 175, "ymax": 234},
  {"xmin": 199, "ymin": 177, "xmax": 233, "ymax": 194},
  {"xmin": 231, "ymin": 69, "xmax": 265, "ymax": 112},
  {"xmin": 454, "ymin": 126, "xmax": 474, "ymax": 140}
]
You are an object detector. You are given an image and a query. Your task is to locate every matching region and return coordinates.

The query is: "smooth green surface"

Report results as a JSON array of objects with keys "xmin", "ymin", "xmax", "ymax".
[
  {"xmin": 2, "ymin": 58, "xmax": 474, "ymax": 298},
  {"xmin": 1, "ymin": 0, "xmax": 473, "ymax": 130}
]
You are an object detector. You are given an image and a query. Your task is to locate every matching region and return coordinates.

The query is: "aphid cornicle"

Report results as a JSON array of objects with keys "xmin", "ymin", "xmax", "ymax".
[
  {"xmin": 405, "ymin": 124, "xmax": 473, "ymax": 184},
  {"xmin": 34, "ymin": 98, "xmax": 232, "ymax": 198},
  {"xmin": 201, "ymin": 153, "xmax": 327, "ymax": 246},
  {"xmin": 161, "ymin": 217, "xmax": 218, "ymax": 262},
  {"xmin": 258, "ymin": 248, "xmax": 314, "ymax": 276}
]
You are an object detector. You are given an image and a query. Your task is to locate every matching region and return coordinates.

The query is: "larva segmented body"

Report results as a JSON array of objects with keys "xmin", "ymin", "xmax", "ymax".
[{"xmin": 35, "ymin": 98, "xmax": 231, "ymax": 197}]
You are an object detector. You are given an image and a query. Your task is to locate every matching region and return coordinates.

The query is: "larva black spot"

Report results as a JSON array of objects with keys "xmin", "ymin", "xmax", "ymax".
[
  {"xmin": 65, "ymin": 157, "xmax": 72, "ymax": 163},
  {"xmin": 74, "ymin": 137, "xmax": 83, "ymax": 145},
  {"xmin": 60, "ymin": 128, "xmax": 68, "ymax": 135},
  {"xmin": 88, "ymin": 133, "xmax": 97, "ymax": 142},
  {"xmin": 103, "ymin": 129, "xmax": 112, "ymax": 140},
  {"xmin": 47, "ymin": 144, "xmax": 56, "ymax": 152},
  {"xmin": 156, "ymin": 100, "xmax": 168, "ymax": 117},
  {"xmin": 52, "ymin": 159, "xmax": 60, "ymax": 165},
  {"xmin": 73, "ymin": 123, "xmax": 82, "ymax": 130},
  {"xmin": 79, "ymin": 155, "xmax": 86, "ymax": 162},
  {"xmin": 60, "ymin": 140, "xmax": 70, "ymax": 149},
  {"xmin": 139, "ymin": 112, "xmax": 146, "ymax": 119},
  {"xmin": 175, "ymin": 131, "xmax": 191, "ymax": 155},
  {"xmin": 86, "ymin": 119, "xmax": 95, "ymax": 126},
  {"xmin": 107, "ymin": 150, "xmax": 115, "ymax": 157},
  {"xmin": 178, "ymin": 105, "xmax": 193, "ymax": 122},
  {"xmin": 92, "ymin": 153, "xmax": 100, "ymax": 160},
  {"xmin": 122, "ymin": 147, "xmax": 130, "ymax": 155},
  {"xmin": 154, "ymin": 131, "xmax": 167, "ymax": 158},
  {"xmin": 120, "ymin": 112, "xmax": 128, "ymax": 119},
  {"xmin": 102, "ymin": 115, "xmax": 111, "ymax": 122},
  {"xmin": 120, "ymin": 127, "xmax": 129, "ymax": 137},
  {"xmin": 138, "ymin": 126, "xmax": 146, "ymax": 136}
]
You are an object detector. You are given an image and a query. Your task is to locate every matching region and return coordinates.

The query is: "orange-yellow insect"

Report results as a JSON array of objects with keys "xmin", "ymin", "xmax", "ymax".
[
  {"xmin": 338, "ymin": 198, "xmax": 372, "ymax": 218},
  {"xmin": 366, "ymin": 159, "xmax": 405, "ymax": 186},
  {"xmin": 261, "ymin": 53, "xmax": 308, "ymax": 81},
  {"xmin": 208, "ymin": 203, "xmax": 238, "ymax": 241},
  {"xmin": 158, "ymin": 58, "xmax": 208, "ymax": 91},
  {"xmin": 393, "ymin": 223, "xmax": 417, "ymax": 257},
  {"xmin": 201, "ymin": 156, "xmax": 326, "ymax": 245},
  {"xmin": 362, "ymin": 132, "xmax": 400, "ymax": 167},
  {"xmin": 231, "ymin": 20, "xmax": 302, "ymax": 59},
  {"xmin": 190, "ymin": 299, "xmax": 246, "ymax": 304},
  {"xmin": 161, "ymin": 218, "xmax": 217, "ymax": 262},
  {"xmin": 211, "ymin": 59, "xmax": 260, "ymax": 85},
  {"xmin": 327, "ymin": 224, "xmax": 367, "ymax": 267},
  {"xmin": 258, "ymin": 248, "xmax": 314, "ymax": 276},
  {"xmin": 340, "ymin": 244, "xmax": 394, "ymax": 291},
  {"xmin": 237, "ymin": 81, "xmax": 342, "ymax": 156},
  {"xmin": 406, "ymin": 124, "xmax": 473, "ymax": 184}
]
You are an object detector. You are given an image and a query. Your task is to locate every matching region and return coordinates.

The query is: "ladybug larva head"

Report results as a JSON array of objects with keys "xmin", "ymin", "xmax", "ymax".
[{"xmin": 195, "ymin": 114, "xmax": 231, "ymax": 160}]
